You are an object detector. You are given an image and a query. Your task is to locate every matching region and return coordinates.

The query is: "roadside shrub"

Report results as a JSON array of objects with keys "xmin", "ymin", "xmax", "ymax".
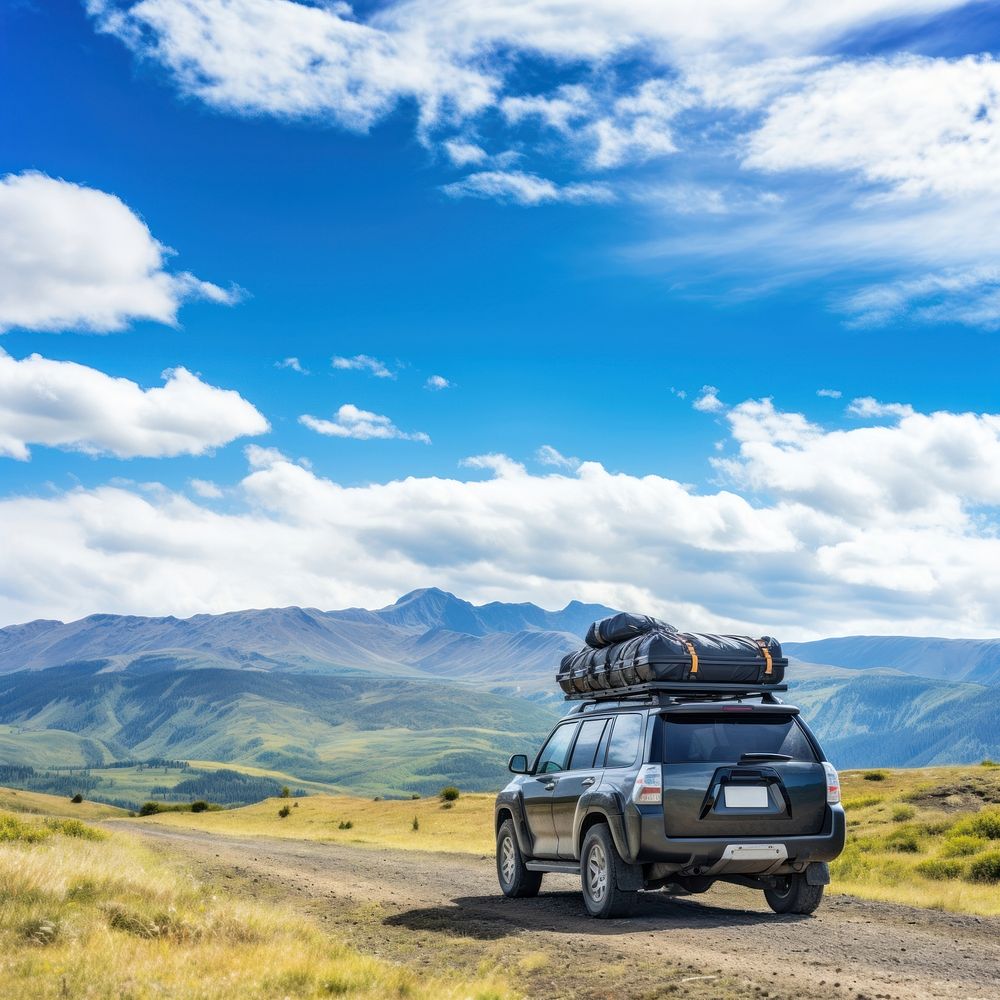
[
  {"xmin": 843, "ymin": 795, "xmax": 883, "ymax": 810},
  {"xmin": 942, "ymin": 835, "xmax": 987, "ymax": 857},
  {"xmin": 884, "ymin": 826, "xmax": 922, "ymax": 853},
  {"xmin": 278, "ymin": 804, "xmax": 291, "ymax": 818},
  {"xmin": 44, "ymin": 818, "xmax": 104, "ymax": 840},
  {"xmin": 338, "ymin": 820, "xmax": 353, "ymax": 830},
  {"xmin": 915, "ymin": 858, "xmax": 964, "ymax": 880},
  {"xmin": 950, "ymin": 810, "xmax": 1000, "ymax": 840},
  {"xmin": 70, "ymin": 793, "xmax": 83, "ymax": 804},
  {"xmin": 891, "ymin": 806, "xmax": 916, "ymax": 822},
  {"xmin": 410, "ymin": 793, "xmax": 420, "ymax": 800},
  {"xmin": 862, "ymin": 771, "xmax": 887, "ymax": 782},
  {"xmin": 440, "ymin": 786, "xmax": 460, "ymax": 802},
  {"xmin": 0, "ymin": 814, "xmax": 50, "ymax": 843},
  {"xmin": 20, "ymin": 918, "xmax": 59, "ymax": 946},
  {"xmin": 412, "ymin": 816, "xmax": 419, "ymax": 832},
  {"xmin": 966, "ymin": 851, "xmax": 1000, "ymax": 883},
  {"xmin": 138, "ymin": 801, "xmax": 161, "ymax": 816},
  {"xmin": 190, "ymin": 800, "xmax": 210, "ymax": 813}
]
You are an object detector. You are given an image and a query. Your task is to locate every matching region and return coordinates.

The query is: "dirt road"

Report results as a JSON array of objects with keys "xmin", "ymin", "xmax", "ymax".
[{"xmin": 116, "ymin": 822, "xmax": 999, "ymax": 1000}]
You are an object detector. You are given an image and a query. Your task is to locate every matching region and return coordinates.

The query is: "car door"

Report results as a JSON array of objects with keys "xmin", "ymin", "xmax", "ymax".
[
  {"xmin": 522, "ymin": 721, "xmax": 579, "ymax": 858},
  {"xmin": 553, "ymin": 716, "xmax": 609, "ymax": 859}
]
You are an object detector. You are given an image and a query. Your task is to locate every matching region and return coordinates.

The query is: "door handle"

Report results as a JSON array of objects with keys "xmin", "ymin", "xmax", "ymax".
[
  {"xmin": 581, "ymin": 777, "xmax": 596, "ymax": 787},
  {"xmin": 544, "ymin": 782, "xmax": 556, "ymax": 791}
]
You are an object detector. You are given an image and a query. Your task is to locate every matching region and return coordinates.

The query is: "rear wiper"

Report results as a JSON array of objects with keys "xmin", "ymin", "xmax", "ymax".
[{"xmin": 739, "ymin": 752, "xmax": 793, "ymax": 762}]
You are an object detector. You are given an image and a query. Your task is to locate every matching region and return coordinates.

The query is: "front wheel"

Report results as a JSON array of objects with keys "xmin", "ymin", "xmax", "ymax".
[
  {"xmin": 496, "ymin": 819, "xmax": 542, "ymax": 898},
  {"xmin": 580, "ymin": 824, "xmax": 638, "ymax": 918},
  {"xmin": 764, "ymin": 875, "xmax": 824, "ymax": 914}
]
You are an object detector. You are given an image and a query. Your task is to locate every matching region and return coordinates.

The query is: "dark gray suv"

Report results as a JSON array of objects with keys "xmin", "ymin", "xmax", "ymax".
[{"xmin": 495, "ymin": 687, "xmax": 845, "ymax": 918}]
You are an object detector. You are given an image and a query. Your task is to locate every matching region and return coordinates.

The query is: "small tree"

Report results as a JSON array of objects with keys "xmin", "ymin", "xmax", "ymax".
[
  {"xmin": 280, "ymin": 786, "xmax": 291, "ymax": 798},
  {"xmin": 439, "ymin": 786, "xmax": 460, "ymax": 802},
  {"xmin": 138, "ymin": 802, "xmax": 160, "ymax": 817},
  {"xmin": 412, "ymin": 816, "xmax": 420, "ymax": 832},
  {"xmin": 190, "ymin": 800, "xmax": 210, "ymax": 813},
  {"xmin": 70, "ymin": 793, "xmax": 83, "ymax": 804},
  {"xmin": 278, "ymin": 804, "xmax": 291, "ymax": 818}
]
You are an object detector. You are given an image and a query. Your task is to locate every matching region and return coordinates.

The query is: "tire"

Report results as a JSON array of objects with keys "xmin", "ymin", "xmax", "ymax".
[
  {"xmin": 496, "ymin": 819, "xmax": 542, "ymax": 898},
  {"xmin": 580, "ymin": 823, "xmax": 638, "ymax": 919},
  {"xmin": 764, "ymin": 875, "xmax": 824, "ymax": 915}
]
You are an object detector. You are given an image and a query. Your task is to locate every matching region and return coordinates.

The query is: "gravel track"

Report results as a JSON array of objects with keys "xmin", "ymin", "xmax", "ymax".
[{"xmin": 115, "ymin": 822, "xmax": 1000, "ymax": 1000}]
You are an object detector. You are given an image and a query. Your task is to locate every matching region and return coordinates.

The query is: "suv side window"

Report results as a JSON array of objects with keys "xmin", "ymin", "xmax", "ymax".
[
  {"xmin": 568, "ymin": 719, "xmax": 607, "ymax": 770},
  {"xmin": 535, "ymin": 722, "xmax": 579, "ymax": 774},
  {"xmin": 605, "ymin": 713, "xmax": 643, "ymax": 768}
]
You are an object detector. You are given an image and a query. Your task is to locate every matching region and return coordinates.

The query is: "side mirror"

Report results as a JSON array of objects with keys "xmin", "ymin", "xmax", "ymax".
[{"xmin": 508, "ymin": 754, "xmax": 529, "ymax": 774}]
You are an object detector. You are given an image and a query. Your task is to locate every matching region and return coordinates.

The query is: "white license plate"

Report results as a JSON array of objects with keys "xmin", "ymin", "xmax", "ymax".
[{"xmin": 724, "ymin": 785, "xmax": 769, "ymax": 808}]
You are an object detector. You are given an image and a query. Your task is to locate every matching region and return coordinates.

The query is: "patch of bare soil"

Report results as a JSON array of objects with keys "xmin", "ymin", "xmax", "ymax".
[{"xmin": 114, "ymin": 822, "xmax": 1000, "ymax": 1000}]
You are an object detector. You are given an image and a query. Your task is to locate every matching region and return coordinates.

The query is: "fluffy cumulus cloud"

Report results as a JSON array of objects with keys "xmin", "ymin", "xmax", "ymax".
[
  {"xmin": 0, "ymin": 350, "xmax": 268, "ymax": 460},
  {"xmin": 424, "ymin": 374, "xmax": 451, "ymax": 390},
  {"xmin": 86, "ymin": 0, "xmax": 1000, "ymax": 324},
  {"xmin": 0, "ymin": 172, "xmax": 235, "ymax": 333},
  {"xmin": 10, "ymin": 393, "xmax": 1000, "ymax": 636},
  {"xmin": 299, "ymin": 403, "xmax": 430, "ymax": 442}
]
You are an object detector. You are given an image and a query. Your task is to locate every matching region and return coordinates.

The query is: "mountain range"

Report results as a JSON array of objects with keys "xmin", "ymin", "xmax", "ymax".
[{"xmin": 1, "ymin": 589, "xmax": 998, "ymax": 801}]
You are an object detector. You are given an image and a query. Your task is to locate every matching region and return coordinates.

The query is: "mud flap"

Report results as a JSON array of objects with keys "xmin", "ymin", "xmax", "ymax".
[
  {"xmin": 806, "ymin": 862, "xmax": 830, "ymax": 886},
  {"xmin": 617, "ymin": 859, "xmax": 645, "ymax": 891}
]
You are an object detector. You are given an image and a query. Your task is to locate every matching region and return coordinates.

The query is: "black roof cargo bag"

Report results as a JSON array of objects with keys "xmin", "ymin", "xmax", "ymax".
[
  {"xmin": 585, "ymin": 612, "xmax": 676, "ymax": 649},
  {"xmin": 558, "ymin": 621, "xmax": 785, "ymax": 695}
]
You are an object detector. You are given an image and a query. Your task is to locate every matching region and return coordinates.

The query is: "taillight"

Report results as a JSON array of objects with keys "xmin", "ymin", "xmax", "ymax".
[
  {"xmin": 823, "ymin": 762, "xmax": 841, "ymax": 804},
  {"xmin": 632, "ymin": 763, "xmax": 662, "ymax": 805}
]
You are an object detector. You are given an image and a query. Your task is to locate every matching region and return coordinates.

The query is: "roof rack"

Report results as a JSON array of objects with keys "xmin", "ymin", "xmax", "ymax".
[{"xmin": 564, "ymin": 681, "xmax": 788, "ymax": 711}]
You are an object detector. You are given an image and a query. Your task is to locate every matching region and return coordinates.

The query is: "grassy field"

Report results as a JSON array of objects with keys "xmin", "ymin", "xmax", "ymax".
[
  {"xmin": 0, "ymin": 786, "xmax": 128, "ymax": 821},
  {"xmin": 131, "ymin": 764, "xmax": 1000, "ymax": 916},
  {"xmin": 0, "ymin": 803, "xmax": 514, "ymax": 1000},
  {"xmin": 833, "ymin": 762, "xmax": 1000, "ymax": 915},
  {"xmin": 138, "ymin": 790, "xmax": 497, "ymax": 855}
]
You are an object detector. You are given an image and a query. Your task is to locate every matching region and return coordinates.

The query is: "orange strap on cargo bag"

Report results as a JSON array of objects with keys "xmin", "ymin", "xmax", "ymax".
[
  {"xmin": 682, "ymin": 638, "xmax": 698, "ymax": 677},
  {"xmin": 755, "ymin": 638, "xmax": 773, "ymax": 677}
]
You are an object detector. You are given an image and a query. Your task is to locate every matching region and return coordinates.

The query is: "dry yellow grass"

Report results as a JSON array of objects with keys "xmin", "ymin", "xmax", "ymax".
[
  {"xmin": 135, "ymin": 791, "xmax": 498, "ymax": 855},
  {"xmin": 0, "ymin": 786, "xmax": 127, "ymax": 821},
  {"xmin": 0, "ymin": 808, "xmax": 515, "ymax": 1000}
]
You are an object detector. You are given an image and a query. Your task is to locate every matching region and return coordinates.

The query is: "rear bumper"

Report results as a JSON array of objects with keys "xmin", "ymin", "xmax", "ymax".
[{"xmin": 623, "ymin": 802, "xmax": 846, "ymax": 874}]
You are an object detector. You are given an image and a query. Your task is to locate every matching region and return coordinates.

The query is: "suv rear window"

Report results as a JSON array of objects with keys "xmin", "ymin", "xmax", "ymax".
[{"xmin": 663, "ymin": 713, "xmax": 816, "ymax": 764}]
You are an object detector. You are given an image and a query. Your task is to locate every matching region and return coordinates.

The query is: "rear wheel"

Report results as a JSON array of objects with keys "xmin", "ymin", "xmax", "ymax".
[
  {"xmin": 581, "ymin": 824, "xmax": 638, "ymax": 918},
  {"xmin": 764, "ymin": 875, "xmax": 824, "ymax": 914},
  {"xmin": 496, "ymin": 819, "xmax": 542, "ymax": 898}
]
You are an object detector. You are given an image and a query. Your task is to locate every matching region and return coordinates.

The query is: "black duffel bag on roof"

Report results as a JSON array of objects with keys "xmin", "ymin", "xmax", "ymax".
[{"xmin": 585, "ymin": 612, "xmax": 676, "ymax": 649}]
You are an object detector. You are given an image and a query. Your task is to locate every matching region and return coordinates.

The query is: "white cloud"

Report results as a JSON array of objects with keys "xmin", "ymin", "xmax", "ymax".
[
  {"xmin": 424, "ymin": 374, "xmax": 451, "ymax": 390},
  {"xmin": 276, "ymin": 357, "xmax": 307, "ymax": 373},
  {"xmin": 190, "ymin": 479, "xmax": 223, "ymax": 499},
  {"xmin": 15, "ymin": 393, "xmax": 1000, "ymax": 636},
  {"xmin": 693, "ymin": 385, "xmax": 725, "ymax": 413},
  {"xmin": 299, "ymin": 404, "xmax": 430, "ymax": 443},
  {"xmin": 846, "ymin": 397, "xmax": 915, "ymax": 420},
  {"xmin": 331, "ymin": 354, "xmax": 396, "ymax": 379},
  {"xmin": 746, "ymin": 55, "xmax": 1000, "ymax": 200},
  {"xmin": 441, "ymin": 170, "xmax": 615, "ymax": 206},
  {"xmin": 536, "ymin": 445, "xmax": 580, "ymax": 470},
  {"xmin": 0, "ymin": 172, "xmax": 235, "ymax": 333},
  {"xmin": 0, "ymin": 350, "xmax": 268, "ymax": 461},
  {"xmin": 443, "ymin": 139, "xmax": 488, "ymax": 167},
  {"xmin": 816, "ymin": 388, "xmax": 842, "ymax": 399}
]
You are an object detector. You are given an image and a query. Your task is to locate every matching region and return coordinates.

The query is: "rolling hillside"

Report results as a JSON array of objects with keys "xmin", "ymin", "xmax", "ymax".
[{"xmin": 2, "ymin": 591, "xmax": 1000, "ymax": 804}]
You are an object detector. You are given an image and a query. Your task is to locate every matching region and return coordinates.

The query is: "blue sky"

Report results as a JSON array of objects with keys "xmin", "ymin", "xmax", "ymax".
[{"xmin": 4, "ymin": 1, "xmax": 1000, "ymax": 637}]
